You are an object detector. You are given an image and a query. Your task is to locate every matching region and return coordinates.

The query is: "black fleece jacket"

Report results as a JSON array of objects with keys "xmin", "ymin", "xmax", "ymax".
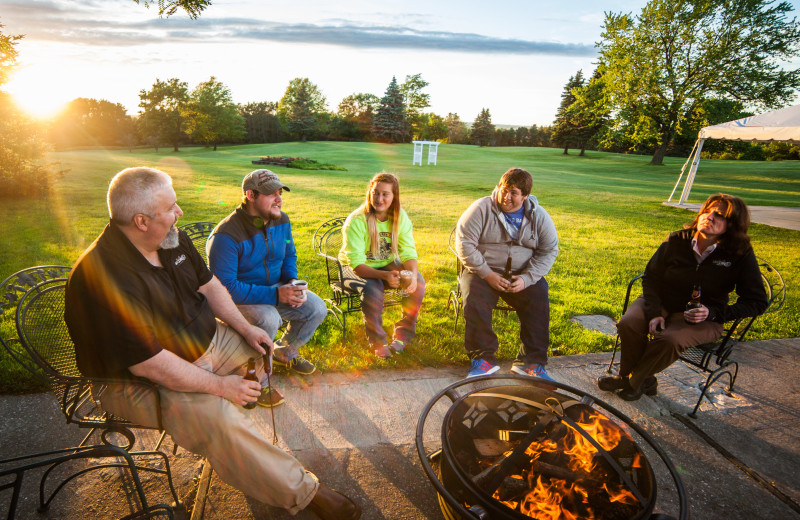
[{"xmin": 642, "ymin": 229, "xmax": 768, "ymax": 323}]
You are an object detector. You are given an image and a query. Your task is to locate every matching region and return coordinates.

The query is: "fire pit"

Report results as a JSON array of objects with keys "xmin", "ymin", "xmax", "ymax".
[{"xmin": 416, "ymin": 375, "xmax": 687, "ymax": 520}]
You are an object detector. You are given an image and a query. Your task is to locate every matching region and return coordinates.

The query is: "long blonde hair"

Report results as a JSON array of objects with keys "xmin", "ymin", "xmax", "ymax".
[{"xmin": 359, "ymin": 172, "xmax": 401, "ymax": 259}]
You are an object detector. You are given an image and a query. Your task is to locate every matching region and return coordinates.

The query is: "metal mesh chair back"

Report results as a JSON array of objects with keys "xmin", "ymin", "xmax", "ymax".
[
  {"xmin": 16, "ymin": 280, "xmax": 79, "ymax": 379},
  {"xmin": 177, "ymin": 221, "xmax": 216, "ymax": 264},
  {"xmin": 0, "ymin": 265, "xmax": 71, "ymax": 316}
]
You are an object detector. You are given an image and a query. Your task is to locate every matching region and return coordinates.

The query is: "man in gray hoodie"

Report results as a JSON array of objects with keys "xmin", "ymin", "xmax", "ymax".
[{"xmin": 455, "ymin": 168, "xmax": 559, "ymax": 379}]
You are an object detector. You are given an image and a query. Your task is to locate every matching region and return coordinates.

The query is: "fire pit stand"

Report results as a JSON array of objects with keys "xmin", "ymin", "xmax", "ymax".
[{"xmin": 416, "ymin": 375, "xmax": 687, "ymax": 520}]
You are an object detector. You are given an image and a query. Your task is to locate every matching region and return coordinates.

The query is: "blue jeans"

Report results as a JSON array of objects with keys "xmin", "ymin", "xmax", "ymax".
[
  {"xmin": 238, "ymin": 290, "xmax": 328, "ymax": 364},
  {"xmin": 461, "ymin": 271, "xmax": 550, "ymax": 365},
  {"xmin": 360, "ymin": 265, "xmax": 426, "ymax": 347}
]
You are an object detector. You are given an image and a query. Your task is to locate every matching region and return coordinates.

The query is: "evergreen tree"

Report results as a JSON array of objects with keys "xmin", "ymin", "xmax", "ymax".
[
  {"xmin": 551, "ymin": 70, "xmax": 585, "ymax": 154},
  {"xmin": 445, "ymin": 113, "xmax": 468, "ymax": 144},
  {"xmin": 471, "ymin": 108, "xmax": 495, "ymax": 146},
  {"xmin": 373, "ymin": 77, "xmax": 409, "ymax": 143},
  {"xmin": 567, "ymin": 68, "xmax": 609, "ymax": 156},
  {"xmin": 239, "ymin": 102, "xmax": 281, "ymax": 143}
]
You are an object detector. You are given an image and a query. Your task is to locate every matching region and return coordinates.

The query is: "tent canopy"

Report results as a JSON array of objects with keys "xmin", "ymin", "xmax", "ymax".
[
  {"xmin": 699, "ymin": 104, "xmax": 800, "ymax": 142},
  {"xmin": 670, "ymin": 104, "xmax": 800, "ymax": 204}
]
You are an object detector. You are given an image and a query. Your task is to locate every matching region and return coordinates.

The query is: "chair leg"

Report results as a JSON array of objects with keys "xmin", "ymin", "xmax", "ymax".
[
  {"xmin": 689, "ymin": 366, "xmax": 734, "ymax": 419},
  {"xmin": 607, "ymin": 335, "xmax": 621, "ymax": 374}
]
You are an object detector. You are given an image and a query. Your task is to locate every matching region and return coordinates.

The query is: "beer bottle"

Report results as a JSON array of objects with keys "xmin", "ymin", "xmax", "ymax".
[
  {"xmin": 243, "ymin": 357, "xmax": 258, "ymax": 409},
  {"xmin": 686, "ymin": 285, "xmax": 702, "ymax": 310},
  {"xmin": 502, "ymin": 257, "xmax": 513, "ymax": 281}
]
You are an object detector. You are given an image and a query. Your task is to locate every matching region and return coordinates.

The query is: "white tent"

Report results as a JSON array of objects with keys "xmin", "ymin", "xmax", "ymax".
[{"xmin": 669, "ymin": 104, "xmax": 800, "ymax": 204}]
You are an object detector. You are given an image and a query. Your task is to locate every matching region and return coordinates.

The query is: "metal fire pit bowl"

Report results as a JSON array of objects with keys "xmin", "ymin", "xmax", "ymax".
[{"xmin": 416, "ymin": 375, "xmax": 687, "ymax": 520}]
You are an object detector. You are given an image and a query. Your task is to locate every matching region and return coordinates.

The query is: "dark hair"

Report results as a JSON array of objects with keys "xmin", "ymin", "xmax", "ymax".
[
  {"xmin": 686, "ymin": 193, "xmax": 752, "ymax": 254},
  {"xmin": 242, "ymin": 190, "xmax": 262, "ymax": 205},
  {"xmin": 498, "ymin": 168, "xmax": 532, "ymax": 197}
]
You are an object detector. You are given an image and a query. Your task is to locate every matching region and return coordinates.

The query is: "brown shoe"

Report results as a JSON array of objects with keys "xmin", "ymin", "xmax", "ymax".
[
  {"xmin": 256, "ymin": 386, "xmax": 285, "ymax": 408},
  {"xmin": 308, "ymin": 484, "xmax": 361, "ymax": 520}
]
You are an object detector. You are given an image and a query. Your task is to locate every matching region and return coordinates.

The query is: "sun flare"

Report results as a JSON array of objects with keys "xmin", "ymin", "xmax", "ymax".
[{"xmin": 5, "ymin": 66, "xmax": 70, "ymax": 119}]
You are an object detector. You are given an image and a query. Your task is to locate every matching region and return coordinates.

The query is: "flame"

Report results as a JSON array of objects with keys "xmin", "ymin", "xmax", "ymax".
[{"xmin": 489, "ymin": 411, "xmax": 641, "ymax": 519}]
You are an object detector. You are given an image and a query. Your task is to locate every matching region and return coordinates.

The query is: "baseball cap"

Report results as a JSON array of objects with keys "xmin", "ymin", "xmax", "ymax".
[{"xmin": 242, "ymin": 169, "xmax": 291, "ymax": 195}]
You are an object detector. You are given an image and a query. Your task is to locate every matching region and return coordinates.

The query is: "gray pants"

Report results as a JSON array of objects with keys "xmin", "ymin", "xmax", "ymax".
[
  {"xmin": 238, "ymin": 290, "xmax": 328, "ymax": 364},
  {"xmin": 100, "ymin": 321, "xmax": 319, "ymax": 513},
  {"xmin": 618, "ymin": 296, "xmax": 724, "ymax": 390}
]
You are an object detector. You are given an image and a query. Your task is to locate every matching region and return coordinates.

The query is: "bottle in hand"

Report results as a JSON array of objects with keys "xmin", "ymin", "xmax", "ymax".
[
  {"xmin": 686, "ymin": 285, "xmax": 702, "ymax": 310},
  {"xmin": 243, "ymin": 357, "xmax": 258, "ymax": 409},
  {"xmin": 502, "ymin": 257, "xmax": 513, "ymax": 281}
]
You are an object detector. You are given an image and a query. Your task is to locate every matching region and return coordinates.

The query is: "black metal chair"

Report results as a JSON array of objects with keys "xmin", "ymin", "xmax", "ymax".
[
  {"xmin": 177, "ymin": 221, "xmax": 216, "ymax": 264},
  {"xmin": 1, "ymin": 445, "xmax": 175, "ymax": 520},
  {"xmin": 6, "ymin": 278, "xmax": 182, "ymax": 511},
  {"xmin": 446, "ymin": 226, "xmax": 514, "ymax": 332},
  {"xmin": 607, "ymin": 258, "xmax": 786, "ymax": 418},
  {"xmin": 311, "ymin": 216, "xmax": 403, "ymax": 337},
  {"xmin": 0, "ymin": 265, "xmax": 72, "ymax": 315}
]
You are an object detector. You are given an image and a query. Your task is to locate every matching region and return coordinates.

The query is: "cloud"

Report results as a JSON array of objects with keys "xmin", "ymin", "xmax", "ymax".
[{"xmin": 2, "ymin": 1, "xmax": 596, "ymax": 57}]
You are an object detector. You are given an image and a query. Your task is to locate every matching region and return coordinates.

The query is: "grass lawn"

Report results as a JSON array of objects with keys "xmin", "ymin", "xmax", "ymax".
[{"xmin": 1, "ymin": 142, "xmax": 798, "ymax": 393}]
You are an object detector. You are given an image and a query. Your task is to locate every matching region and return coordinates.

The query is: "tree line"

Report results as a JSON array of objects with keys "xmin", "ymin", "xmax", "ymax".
[{"xmin": 44, "ymin": 73, "xmax": 555, "ymax": 152}]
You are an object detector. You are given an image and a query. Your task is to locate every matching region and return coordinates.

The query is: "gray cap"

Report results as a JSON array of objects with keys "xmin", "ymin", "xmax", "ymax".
[{"xmin": 242, "ymin": 169, "xmax": 291, "ymax": 195}]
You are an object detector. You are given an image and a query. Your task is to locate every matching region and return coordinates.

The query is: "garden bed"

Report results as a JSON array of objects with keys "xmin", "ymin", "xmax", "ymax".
[{"xmin": 252, "ymin": 156, "xmax": 346, "ymax": 171}]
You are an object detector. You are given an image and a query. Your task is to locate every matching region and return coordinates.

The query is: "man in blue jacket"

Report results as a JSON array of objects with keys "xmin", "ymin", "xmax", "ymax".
[{"xmin": 208, "ymin": 170, "xmax": 328, "ymax": 386}]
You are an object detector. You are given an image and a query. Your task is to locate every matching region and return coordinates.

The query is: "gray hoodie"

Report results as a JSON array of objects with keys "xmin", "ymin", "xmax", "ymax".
[{"xmin": 455, "ymin": 189, "xmax": 559, "ymax": 288}]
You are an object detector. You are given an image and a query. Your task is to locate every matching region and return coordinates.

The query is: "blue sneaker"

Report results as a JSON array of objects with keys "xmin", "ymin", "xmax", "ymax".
[
  {"xmin": 511, "ymin": 363, "xmax": 556, "ymax": 383},
  {"xmin": 467, "ymin": 359, "xmax": 500, "ymax": 378}
]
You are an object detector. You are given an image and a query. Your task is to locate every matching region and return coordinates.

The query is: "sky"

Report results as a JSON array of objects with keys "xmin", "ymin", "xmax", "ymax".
[{"xmin": 2, "ymin": 0, "xmax": 800, "ymax": 127}]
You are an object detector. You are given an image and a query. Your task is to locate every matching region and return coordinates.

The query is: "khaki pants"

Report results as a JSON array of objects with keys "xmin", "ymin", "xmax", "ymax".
[
  {"xmin": 618, "ymin": 296, "xmax": 723, "ymax": 390},
  {"xmin": 99, "ymin": 321, "xmax": 318, "ymax": 514}
]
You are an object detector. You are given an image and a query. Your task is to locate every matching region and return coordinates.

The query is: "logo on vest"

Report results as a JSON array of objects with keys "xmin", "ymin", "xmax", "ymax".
[
  {"xmin": 712, "ymin": 259, "xmax": 731, "ymax": 267},
  {"xmin": 174, "ymin": 254, "xmax": 187, "ymax": 266}
]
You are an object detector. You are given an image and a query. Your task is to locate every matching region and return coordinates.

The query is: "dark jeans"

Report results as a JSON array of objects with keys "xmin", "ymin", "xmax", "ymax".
[
  {"xmin": 461, "ymin": 271, "xmax": 550, "ymax": 365},
  {"xmin": 360, "ymin": 263, "xmax": 426, "ymax": 347}
]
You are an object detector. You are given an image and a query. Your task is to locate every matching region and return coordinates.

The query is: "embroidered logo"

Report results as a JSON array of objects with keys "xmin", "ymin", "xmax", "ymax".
[
  {"xmin": 174, "ymin": 254, "xmax": 187, "ymax": 266},
  {"xmin": 712, "ymin": 259, "xmax": 731, "ymax": 267}
]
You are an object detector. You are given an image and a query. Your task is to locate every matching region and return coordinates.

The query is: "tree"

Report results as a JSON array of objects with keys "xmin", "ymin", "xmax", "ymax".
[
  {"xmin": 0, "ymin": 24, "xmax": 54, "ymax": 198},
  {"xmin": 372, "ymin": 77, "xmax": 409, "ymax": 143},
  {"xmin": 598, "ymin": 0, "xmax": 800, "ymax": 165},
  {"xmin": 337, "ymin": 92, "xmax": 379, "ymax": 140},
  {"xmin": 399, "ymin": 73, "xmax": 431, "ymax": 139},
  {"xmin": 186, "ymin": 77, "xmax": 245, "ymax": 150},
  {"xmin": 471, "ymin": 108, "xmax": 495, "ymax": 146},
  {"xmin": 551, "ymin": 70, "xmax": 585, "ymax": 154},
  {"xmin": 50, "ymin": 98, "xmax": 135, "ymax": 149},
  {"xmin": 277, "ymin": 78, "xmax": 327, "ymax": 142},
  {"xmin": 138, "ymin": 78, "xmax": 190, "ymax": 152},
  {"xmin": 567, "ymin": 69, "xmax": 610, "ymax": 156},
  {"xmin": 132, "ymin": 0, "xmax": 210, "ymax": 18},
  {"xmin": 445, "ymin": 113, "xmax": 469, "ymax": 144},
  {"xmin": 239, "ymin": 101, "xmax": 281, "ymax": 143}
]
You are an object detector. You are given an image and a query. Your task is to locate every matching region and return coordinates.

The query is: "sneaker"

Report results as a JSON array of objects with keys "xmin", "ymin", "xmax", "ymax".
[
  {"xmin": 275, "ymin": 355, "xmax": 316, "ymax": 375},
  {"xmin": 389, "ymin": 339, "xmax": 406, "ymax": 354},
  {"xmin": 511, "ymin": 363, "xmax": 556, "ymax": 383},
  {"xmin": 373, "ymin": 344, "xmax": 392, "ymax": 359},
  {"xmin": 256, "ymin": 386, "xmax": 285, "ymax": 408},
  {"xmin": 467, "ymin": 359, "xmax": 500, "ymax": 378}
]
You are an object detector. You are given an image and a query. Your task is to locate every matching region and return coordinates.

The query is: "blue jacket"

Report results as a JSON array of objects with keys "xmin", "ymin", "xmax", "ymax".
[{"xmin": 207, "ymin": 205, "xmax": 298, "ymax": 305}]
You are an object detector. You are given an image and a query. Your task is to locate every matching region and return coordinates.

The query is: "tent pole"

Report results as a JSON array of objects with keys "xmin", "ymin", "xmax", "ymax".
[
  {"xmin": 669, "ymin": 140, "xmax": 698, "ymax": 202},
  {"xmin": 679, "ymin": 138, "xmax": 705, "ymax": 204}
]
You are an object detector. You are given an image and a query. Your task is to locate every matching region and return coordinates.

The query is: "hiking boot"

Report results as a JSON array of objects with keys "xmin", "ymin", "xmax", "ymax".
[
  {"xmin": 372, "ymin": 344, "xmax": 392, "ymax": 359},
  {"xmin": 511, "ymin": 363, "xmax": 557, "ymax": 383},
  {"xmin": 389, "ymin": 339, "xmax": 406, "ymax": 354},
  {"xmin": 597, "ymin": 374, "xmax": 627, "ymax": 392},
  {"xmin": 275, "ymin": 355, "xmax": 316, "ymax": 375},
  {"xmin": 256, "ymin": 386, "xmax": 285, "ymax": 408},
  {"xmin": 467, "ymin": 359, "xmax": 500, "ymax": 378}
]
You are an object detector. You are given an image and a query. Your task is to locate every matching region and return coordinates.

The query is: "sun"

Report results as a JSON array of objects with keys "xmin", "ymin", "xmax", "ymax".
[{"xmin": 4, "ymin": 65, "xmax": 70, "ymax": 119}]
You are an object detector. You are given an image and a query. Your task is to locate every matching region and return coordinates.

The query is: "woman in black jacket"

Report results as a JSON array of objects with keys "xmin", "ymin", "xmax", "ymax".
[{"xmin": 598, "ymin": 193, "xmax": 768, "ymax": 401}]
